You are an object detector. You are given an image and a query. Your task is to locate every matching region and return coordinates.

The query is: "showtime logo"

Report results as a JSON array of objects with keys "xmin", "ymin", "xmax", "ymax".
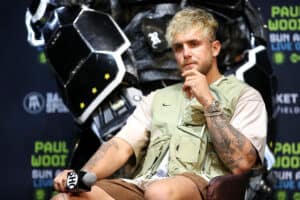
[
  {"xmin": 23, "ymin": 92, "xmax": 69, "ymax": 114},
  {"xmin": 66, "ymin": 171, "xmax": 78, "ymax": 190}
]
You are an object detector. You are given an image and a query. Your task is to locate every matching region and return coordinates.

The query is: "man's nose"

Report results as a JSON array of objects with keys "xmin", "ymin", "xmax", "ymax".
[{"xmin": 182, "ymin": 45, "xmax": 192, "ymax": 58}]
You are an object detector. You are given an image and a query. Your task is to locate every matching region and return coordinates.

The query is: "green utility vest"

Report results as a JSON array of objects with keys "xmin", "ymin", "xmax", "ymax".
[{"xmin": 134, "ymin": 75, "xmax": 248, "ymax": 181}]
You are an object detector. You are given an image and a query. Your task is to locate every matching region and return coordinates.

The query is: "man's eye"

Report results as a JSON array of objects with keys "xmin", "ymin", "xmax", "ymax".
[
  {"xmin": 190, "ymin": 41, "xmax": 200, "ymax": 47},
  {"xmin": 173, "ymin": 45, "xmax": 182, "ymax": 52}
]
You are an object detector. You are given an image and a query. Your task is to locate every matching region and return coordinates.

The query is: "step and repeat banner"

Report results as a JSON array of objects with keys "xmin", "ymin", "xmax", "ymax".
[
  {"xmin": 0, "ymin": 1, "xmax": 78, "ymax": 199},
  {"xmin": 0, "ymin": 0, "xmax": 299, "ymax": 199},
  {"xmin": 255, "ymin": 1, "xmax": 300, "ymax": 199}
]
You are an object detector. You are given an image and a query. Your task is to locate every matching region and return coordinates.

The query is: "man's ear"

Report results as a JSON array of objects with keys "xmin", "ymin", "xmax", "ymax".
[{"xmin": 212, "ymin": 40, "xmax": 221, "ymax": 57}]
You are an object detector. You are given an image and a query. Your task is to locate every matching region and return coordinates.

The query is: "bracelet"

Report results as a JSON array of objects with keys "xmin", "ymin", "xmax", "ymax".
[
  {"xmin": 204, "ymin": 100, "xmax": 222, "ymax": 117},
  {"xmin": 204, "ymin": 111, "xmax": 223, "ymax": 117}
]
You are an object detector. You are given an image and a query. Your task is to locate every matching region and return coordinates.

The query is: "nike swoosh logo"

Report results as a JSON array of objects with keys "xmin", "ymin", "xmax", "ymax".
[{"xmin": 162, "ymin": 103, "xmax": 170, "ymax": 106}]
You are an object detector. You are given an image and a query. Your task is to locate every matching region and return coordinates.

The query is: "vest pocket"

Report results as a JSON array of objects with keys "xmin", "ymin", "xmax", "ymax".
[
  {"xmin": 137, "ymin": 135, "xmax": 169, "ymax": 176},
  {"xmin": 176, "ymin": 135, "xmax": 207, "ymax": 165},
  {"xmin": 175, "ymin": 125, "xmax": 207, "ymax": 165},
  {"xmin": 177, "ymin": 124, "xmax": 206, "ymax": 139}
]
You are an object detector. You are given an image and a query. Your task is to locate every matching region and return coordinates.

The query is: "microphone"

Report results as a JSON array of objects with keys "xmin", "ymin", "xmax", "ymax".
[{"xmin": 66, "ymin": 170, "xmax": 97, "ymax": 193}]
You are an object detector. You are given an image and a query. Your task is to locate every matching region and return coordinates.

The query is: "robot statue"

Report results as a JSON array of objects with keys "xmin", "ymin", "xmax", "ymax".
[{"xmin": 25, "ymin": 0, "xmax": 277, "ymax": 199}]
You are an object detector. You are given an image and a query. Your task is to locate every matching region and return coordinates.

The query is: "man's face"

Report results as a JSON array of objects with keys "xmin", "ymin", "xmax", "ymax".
[{"xmin": 171, "ymin": 28, "xmax": 220, "ymax": 75}]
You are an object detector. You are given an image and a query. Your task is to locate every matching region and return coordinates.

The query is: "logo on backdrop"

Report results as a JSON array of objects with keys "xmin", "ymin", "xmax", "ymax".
[
  {"xmin": 275, "ymin": 92, "xmax": 299, "ymax": 115},
  {"xmin": 23, "ymin": 92, "xmax": 69, "ymax": 114},
  {"xmin": 271, "ymin": 141, "xmax": 300, "ymax": 198},
  {"xmin": 268, "ymin": 5, "xmax": 300, "ymax": 65},
  {"xmin": 23, "ymin": 92, "xmax": 45, "ymax": 114},
  {"xmin": 31, "ymin": 140, "xmax": 69, "ymax": 190}
]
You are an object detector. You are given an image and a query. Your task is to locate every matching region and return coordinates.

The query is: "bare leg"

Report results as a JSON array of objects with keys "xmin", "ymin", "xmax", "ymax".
[
  {"xmin": 50, "ymin": 186, "xmax": 115, "ymax": 200},
  {"xmin": 144, "ymin": 175, "xmax": 203, "ymax": 200}
]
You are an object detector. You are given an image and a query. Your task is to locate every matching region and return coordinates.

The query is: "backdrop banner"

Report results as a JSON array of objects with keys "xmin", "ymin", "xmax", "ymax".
[
  {"xmin": 0, "ymin": 0, "xmax": 299, "ymax": 199},
  {"xmin": 0, "ymin": 1, "xmax": 78, "ymax": 199},
  {"xmin": 253, "ymin": 1, "xmax": 300, "ymax": 199}
]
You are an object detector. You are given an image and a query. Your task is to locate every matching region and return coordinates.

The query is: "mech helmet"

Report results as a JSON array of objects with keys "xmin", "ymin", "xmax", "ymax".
[{"xmin": 26, "ymin": 1, "xmax": 139, "ymax": 126}]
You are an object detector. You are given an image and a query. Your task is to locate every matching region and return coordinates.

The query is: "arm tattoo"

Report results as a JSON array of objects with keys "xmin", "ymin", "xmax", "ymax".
[
  {"xmin": 82, "ymin": 139, "xmax": 119, "ymax": 170},
  {"xmin": 207, "ymin": 113, "xmax": 256, "ymax": 171},
  {"xmin": 247, "ymin": 146, "xmax": 257, "ymax": 159}
]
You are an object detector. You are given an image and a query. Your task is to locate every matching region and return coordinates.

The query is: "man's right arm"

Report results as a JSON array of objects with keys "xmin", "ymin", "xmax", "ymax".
[
  {"xmin": 53, "ymin": 91, "xmax": 155, "ymax": 192},
  {"xmin": 82, "ymin": 137, "xmax": 134, "ymax": 178},
  {"xmin": 53, "ymin": 137, "xmax": 133, "ymax": 192}
]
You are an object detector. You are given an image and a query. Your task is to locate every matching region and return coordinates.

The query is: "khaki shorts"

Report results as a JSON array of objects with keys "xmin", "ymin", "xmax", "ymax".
[{"xmin": 96, "ymin": 173, "xmax": 208, "ymax": 200}]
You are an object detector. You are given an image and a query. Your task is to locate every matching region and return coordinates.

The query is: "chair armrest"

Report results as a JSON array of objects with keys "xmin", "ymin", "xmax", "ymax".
[{"xmin": 206, "ymin": 172, "xmax": 252, "ymax": 200}]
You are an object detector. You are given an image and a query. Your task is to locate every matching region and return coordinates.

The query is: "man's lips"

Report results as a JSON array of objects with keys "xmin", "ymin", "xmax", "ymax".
[{"xmin": 183, "ymin": 63, "xmax": 196, "ymax": 70}]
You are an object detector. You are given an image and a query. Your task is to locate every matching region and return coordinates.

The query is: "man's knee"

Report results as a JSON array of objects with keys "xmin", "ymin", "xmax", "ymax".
[{"xmin": 144, "ymin": 182, "xmax": 172, "ymax": 200}]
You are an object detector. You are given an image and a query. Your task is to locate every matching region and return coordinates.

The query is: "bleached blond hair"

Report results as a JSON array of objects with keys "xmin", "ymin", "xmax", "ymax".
[{"xmin": 165, "ymin": 7, "xmax": 218, "ymax": 47}]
